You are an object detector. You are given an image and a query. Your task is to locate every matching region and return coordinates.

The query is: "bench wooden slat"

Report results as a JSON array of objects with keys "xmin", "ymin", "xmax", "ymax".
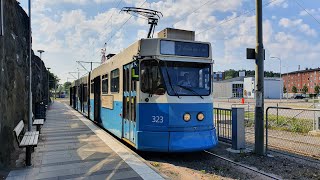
[
  {"xmin": 20, "ymin": 135, "xmax": 28, "ymax": 146},
  {"xmin": 32, "ymin": 134, "xmax": 39, "ymax": 145},
  {"xmin": 26, "ymin": 135, "xmax": 32, "ymax": 146},
  {"xmin": 33, "ymin": 119, "xmax": 44, "ymax": 125},
  {"xmin": 34, "ymin": 118, "xmax": 44, "ymax": 121},
  {"xmin": 25, "ymin": 131, "xmax": 34, "ymax": 136},
  {"xmin": 29, "ymin": 135, "xmax": 36, "ymax": 146},
  {"xmin": 13, "ymin": 121, "xmax": 24, "ymax": 140},
  {"xmin": 20, "ymin": 136, "xmax": 31, "ymax": 147}
]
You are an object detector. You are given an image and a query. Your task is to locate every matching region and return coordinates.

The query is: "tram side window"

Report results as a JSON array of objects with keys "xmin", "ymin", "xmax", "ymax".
[
  {"xmin": 90, "ymin": 82, "xmax": 94, "ymax": 94},
  {"xmin": 140, "ymin": 60, "xmax": 165, "ymax": 95},
  {"xmin": 83, "ymin": 84, "xmax": 88, "ymax": 102},
  {"xmin": 111, "ymin": 69, "xmax": 119, "ymax": 93},
  {"xmin": 102, "ymin": 74, "xmax": 108, "ymax": 94}
]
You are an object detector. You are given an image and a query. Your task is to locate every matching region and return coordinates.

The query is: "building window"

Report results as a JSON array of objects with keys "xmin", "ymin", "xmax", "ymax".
[
  {"xmin": 111, "ymin": 69, "xmax": 119, "ymax": 93},
  {"xmin": 102, "ymin": 74, "xmax": 108, "ymax": 94}
]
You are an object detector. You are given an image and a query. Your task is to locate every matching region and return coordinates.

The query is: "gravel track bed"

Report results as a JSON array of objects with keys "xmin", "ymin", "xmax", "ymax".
[{"xmin": 140, "ymin": 143, "xmax": 320, "ymax": 180}]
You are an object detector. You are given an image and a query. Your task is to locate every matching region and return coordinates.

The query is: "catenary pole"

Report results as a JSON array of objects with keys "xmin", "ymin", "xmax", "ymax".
[
  {"xmin": 254, "ymin": 0, "xmax": 265, "ymax": 155},
  {"xmin": 28, "ymin": 0, "xmax": 32, "ymax": 131}
]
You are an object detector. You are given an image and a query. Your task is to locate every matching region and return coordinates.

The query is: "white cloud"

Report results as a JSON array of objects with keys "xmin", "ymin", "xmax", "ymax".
[
  {"xmin": 22, "ymin": 0, "xmax": 320, "ymax": 82},
  {"xmin": 279, "ymin": 18, "xmax": 317, "ymax": 37},
  {"xmin": 299, "ymin": 8, "xmax": 320, "ymax": 18},
  {"xmin": 268, "ymin": 0, "xmax": 288, "ymax": 8}
]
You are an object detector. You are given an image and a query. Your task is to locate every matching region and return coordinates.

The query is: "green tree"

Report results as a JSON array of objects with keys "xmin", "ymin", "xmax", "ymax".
[
  {"xmin": 63, "ymin": 82, "xmax": 72, "ymax": 95},
  {"xmin": 315, "ymin": 85, "xmax": 320, "ymax": 95},
  {"xmin": 283, "ymin": 86, "xmax": 287, "ymax": 93},
  {"xmin": 48, "ymin": 71, "xmax": 59, "ymax": 90},
  {"xmin": 292, "ymin": 86, "xmax": 297, "ymax": 94},
  {"xmin": 302, "ymin": 84, "xmax": 308, "ymax": 94}
]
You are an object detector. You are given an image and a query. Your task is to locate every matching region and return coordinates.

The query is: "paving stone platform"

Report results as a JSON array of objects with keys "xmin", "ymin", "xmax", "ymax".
[{"xmin": 7, "ymin": 101, "xmax": 163, "ymax": 180}]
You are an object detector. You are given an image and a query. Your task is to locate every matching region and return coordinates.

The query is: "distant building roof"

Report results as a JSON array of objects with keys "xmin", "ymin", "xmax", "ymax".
[
  {"xmin": 282, "ymin": 68, "xmax": 320, "ymax": 75},
  {"xmin": 215, "ymin": 76, "xmax": 282, "ymax": 83},
  {"xmin": 215, "ymin": 76, "xmax": 246, "ymax": 83}
]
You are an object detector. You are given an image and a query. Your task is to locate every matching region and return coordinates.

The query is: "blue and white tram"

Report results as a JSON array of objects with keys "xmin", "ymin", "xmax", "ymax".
[{"xmin": 71, "ymin": 30, "xmax": 218, "ymax": 152}]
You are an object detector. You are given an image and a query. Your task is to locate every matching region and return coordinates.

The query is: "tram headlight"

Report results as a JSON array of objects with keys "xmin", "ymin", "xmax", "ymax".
[
  {"xmin": 197, "ymin": 113, "xmax": 205, "ymax": 121},
  {"xmin": 183, "ymin": 113, "xmax": 191, "ymax": 122}
]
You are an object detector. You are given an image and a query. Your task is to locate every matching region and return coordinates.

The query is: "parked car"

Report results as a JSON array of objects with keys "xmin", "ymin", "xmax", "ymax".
[{"xmin": 294, "ymin": 95, "xmax": 305, "ymax": 99}]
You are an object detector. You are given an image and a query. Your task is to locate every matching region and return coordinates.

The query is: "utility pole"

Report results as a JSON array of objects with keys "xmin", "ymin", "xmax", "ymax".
[
  {"xmin": 28, "ymin": 0, "xmax": 32, "ymax": 132},
  {"xmin": 254, "ymin": 0, "xmax": 265, "ymax": 155}
]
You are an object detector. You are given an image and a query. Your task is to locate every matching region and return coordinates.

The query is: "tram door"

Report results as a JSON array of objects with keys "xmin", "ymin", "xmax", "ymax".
[
  {"xmin": 93, "ymin": 76, "xmax": 102, "ymax": 124},
  {"xmin": 69, "ymin": 87, "xmax": 73, "ymax": 106},
  {"xmin": 73, "ymin": 86, "xmax": 77, "ymax": 109},
  {"xmin": 79, "ymin": 84, "xmax": 83, "ymax": 112},
  {"xmin": 123, "ymin": 63, "xmax": 137, "ymax": 144}
]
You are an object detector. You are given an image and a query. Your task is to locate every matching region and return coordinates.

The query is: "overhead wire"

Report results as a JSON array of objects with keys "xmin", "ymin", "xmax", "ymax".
[
  {"xmin": 76, "ymin": 0, "xmax": 125, "ymax": 74},
  {"xmin": 294, "ymin": 0, "xmax": 320, "ymax": 26},
  {"xmin": 196, "ymin": 0, "xmax": 279, "ymax": 36},
  {"xmin": 172, "ymin": 0, "xmax": 219, "ymax": 27},
  {"xmin": 104, "ymin": 0, "xmax": 148, "ymax": 48}
]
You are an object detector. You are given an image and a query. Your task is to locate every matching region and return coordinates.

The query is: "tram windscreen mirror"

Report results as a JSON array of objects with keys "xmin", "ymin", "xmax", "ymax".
[
  {"xmin": 132, "ymin": 66, "xmax": 139, "ymax": 81},
  {"xmin": 160, "ymin": 40, "xmax": 209, "ymax": 57}
]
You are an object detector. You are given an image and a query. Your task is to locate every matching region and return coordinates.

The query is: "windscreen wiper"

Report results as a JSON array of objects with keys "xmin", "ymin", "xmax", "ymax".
[
  {"xmin": 177, "ymin": 85, "xmax": 203, "ymax": 99},
  {"xmin": 163, "ymin": 61, "xmax": 180, "ymax": 98}
]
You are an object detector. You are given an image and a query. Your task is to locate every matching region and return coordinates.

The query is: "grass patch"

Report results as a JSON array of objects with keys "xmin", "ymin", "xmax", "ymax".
[{"xmin": 267, "ymin": 114, "xmax": 313, "ymax": 134}]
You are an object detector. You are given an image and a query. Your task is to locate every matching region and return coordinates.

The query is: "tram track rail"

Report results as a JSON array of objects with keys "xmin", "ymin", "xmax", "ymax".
[{"xmin": 203, "ymin": 150, "xmax": 281, "ymax": 180}]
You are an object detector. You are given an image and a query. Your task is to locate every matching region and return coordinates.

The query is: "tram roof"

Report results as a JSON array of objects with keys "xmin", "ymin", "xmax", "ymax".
[{"xmin": 90, "ymin": 38, "xmax": 213, "ymax": 79}]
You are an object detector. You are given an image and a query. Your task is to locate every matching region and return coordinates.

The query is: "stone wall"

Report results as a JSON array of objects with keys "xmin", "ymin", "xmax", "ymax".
[{"xmin": 0, "ymin": 0, "xmax": 48, "ymax": 168}]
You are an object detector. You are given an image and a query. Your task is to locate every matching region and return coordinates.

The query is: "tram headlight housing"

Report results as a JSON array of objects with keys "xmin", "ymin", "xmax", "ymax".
[
  {"xmin": 197, "ymin": 113, "xmax": 205, "ymax": 121},
  {"xmin": 183, "ymin": 113, "xmax": 191, "ymax": 122}
]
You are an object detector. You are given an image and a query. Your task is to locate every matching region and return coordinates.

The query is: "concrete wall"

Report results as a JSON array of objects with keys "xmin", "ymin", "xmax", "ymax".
[
  {"xmin": 0, "ymin": 0, "xmax": 48, "ymax": 168},
  {"xmin": 213, "ymin": 82, "xmax": 232, "ymax": 98}
]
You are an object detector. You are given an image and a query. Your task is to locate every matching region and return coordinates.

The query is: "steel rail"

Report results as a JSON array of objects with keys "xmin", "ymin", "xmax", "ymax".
[{"xmin": 204, "ymin": 150, "xmax": 281, "ymax": 180}]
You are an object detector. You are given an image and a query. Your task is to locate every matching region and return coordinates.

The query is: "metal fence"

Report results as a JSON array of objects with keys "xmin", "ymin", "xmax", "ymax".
[
  {"xmin": 214, "ymin": 102, "xmax": 320, "ymax": 161},
  {"xmin": 266, "ymin": 107, "xmax": 320, "ymax": 160},
  {"xmin": 214, "ymin": 108, "xmax": 232, "ymax": 143}
]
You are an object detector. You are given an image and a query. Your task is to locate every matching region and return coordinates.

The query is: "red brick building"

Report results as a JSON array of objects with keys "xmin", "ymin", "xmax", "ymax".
[{"xmin": 282, "ymin": 68, "xmax": 320, "ymax": 94}]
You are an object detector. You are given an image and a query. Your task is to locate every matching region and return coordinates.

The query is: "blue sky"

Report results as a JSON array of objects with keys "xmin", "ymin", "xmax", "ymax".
[{"xmin": 17, "ymin": 0, "xmax": 320, "ymax": 83}]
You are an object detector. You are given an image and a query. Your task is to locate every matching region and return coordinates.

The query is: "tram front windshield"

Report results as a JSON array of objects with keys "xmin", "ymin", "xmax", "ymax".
[{"xmin": 140, "ymin": 60, "xmax": 211, "ymax": 96}]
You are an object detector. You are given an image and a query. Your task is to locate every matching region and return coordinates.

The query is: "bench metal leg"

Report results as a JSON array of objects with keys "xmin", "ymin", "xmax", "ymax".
[
  {"xmin": 26, "ymin": 146, "xmax": 32, "ymax": 166},
  {"xmin": 36, "ymin": 125, "xmax": 41, "ymax": 133}
]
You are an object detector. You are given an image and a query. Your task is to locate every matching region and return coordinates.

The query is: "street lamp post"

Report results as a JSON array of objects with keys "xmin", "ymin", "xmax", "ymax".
[
  {"xmin": 27, "ymin": 0, "xmax": 32, "ymax": 166},
  {"xmin": 270, "ymin": 56, "xmax": 282, "ymax": 100},
  {"xmin": 37, "ymin": 50, "xmax": 44, "ymax": 59}
]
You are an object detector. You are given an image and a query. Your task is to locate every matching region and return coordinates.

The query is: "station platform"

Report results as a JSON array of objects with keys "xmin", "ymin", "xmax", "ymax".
[{"xmin": 7, "ymin": 101, "xmax": 164, "ymax": 180}]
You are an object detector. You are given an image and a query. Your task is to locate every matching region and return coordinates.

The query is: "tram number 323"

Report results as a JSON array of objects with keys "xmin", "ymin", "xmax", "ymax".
[{"xmin": 152, "ymin": 116, "xmax": 164, "ymax": 123}]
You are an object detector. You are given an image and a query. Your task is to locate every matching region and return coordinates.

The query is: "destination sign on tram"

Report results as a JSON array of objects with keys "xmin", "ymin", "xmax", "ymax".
[{"xmin": 160, "ymin": 40, "xmax": 209, "ymax": 58}]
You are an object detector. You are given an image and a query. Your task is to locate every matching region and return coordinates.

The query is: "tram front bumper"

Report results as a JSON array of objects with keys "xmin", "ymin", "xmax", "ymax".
[{"xmin": 137, "ymin": 128, "xmax": 218, "ymax": 152}]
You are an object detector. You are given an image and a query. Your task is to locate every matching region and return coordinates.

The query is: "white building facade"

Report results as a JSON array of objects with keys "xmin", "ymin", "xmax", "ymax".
[{"xmin": 243, "ymin": 77, "xmax": 283, "ymax": 99}]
